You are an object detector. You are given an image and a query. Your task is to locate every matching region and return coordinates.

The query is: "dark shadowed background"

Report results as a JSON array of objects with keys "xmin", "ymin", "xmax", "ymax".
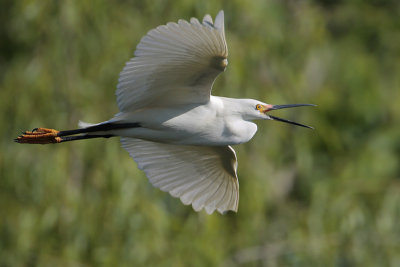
[{"xmin": 1, "ymin": 0, "xmax": 399, "ymax": 266}]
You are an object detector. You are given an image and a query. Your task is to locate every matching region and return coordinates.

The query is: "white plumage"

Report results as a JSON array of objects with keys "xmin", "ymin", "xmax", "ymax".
[
  {"xmin": 108, "ymin": 11, "xmax": 313, "ymax": 214},
  {"xmin": 121, "ymin": 138, "xmax": 238, "ymax": 214},
  {"xmin": 114, "ymin": 11, "xmax": 241, "ymax": 214},
  {"xmin": 116, "ymin": 11, "xmax": 227, "ymax": 112}
]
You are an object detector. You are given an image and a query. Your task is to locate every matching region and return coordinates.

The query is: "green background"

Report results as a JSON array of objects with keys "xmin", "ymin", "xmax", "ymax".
[{"xmin": 1, "ymin": 0, "xmax": 399, "ymax": 266}]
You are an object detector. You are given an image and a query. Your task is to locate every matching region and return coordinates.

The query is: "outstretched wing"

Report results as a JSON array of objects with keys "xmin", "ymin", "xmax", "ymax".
[
  {"xmin": 121, "ymin": 137, "xmax": 239, "ymax": 214},
  {"xmin": 116, "ymin": 11, "xmax": 228, "ymax": 112}
]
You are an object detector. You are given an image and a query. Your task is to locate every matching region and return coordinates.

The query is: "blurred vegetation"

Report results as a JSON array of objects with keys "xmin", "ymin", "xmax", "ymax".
[{"xmin": 1, "ymin": 0, "xmax": 400, "ymax": 266}]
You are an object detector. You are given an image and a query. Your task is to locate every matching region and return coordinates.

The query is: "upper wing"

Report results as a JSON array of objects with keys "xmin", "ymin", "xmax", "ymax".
[
  {"xmin": 116, "ymin": 11, "xmax": 228, "ymax": 112},
  {"xmin": 121, "ymin": 137, "xmax": 239, "ymax": 214}
]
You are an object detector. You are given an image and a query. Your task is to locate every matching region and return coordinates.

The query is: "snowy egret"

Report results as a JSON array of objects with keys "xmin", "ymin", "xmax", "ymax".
[{"xmin": 16, "ymin": 11, "xmax": 314, "ymax": 214}]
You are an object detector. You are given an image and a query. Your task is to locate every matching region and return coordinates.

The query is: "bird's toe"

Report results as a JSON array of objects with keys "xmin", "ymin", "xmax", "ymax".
[{"xmin": 16, "ymin": 128, "xmax": 61, "ymax": 144}]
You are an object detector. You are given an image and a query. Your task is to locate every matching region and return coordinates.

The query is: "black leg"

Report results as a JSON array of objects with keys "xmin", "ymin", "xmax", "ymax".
[
  {"xmin": 57, "ymin": 122, "xmax": 141, "ymax": 137},
  {"xmin": 60, "ymin": 134, "xmax": 115, "ymax": 143}
]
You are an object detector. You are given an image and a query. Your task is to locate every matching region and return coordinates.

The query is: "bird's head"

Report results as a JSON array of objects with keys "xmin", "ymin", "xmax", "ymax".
[{"xmin": 242, "ymin": 99, "xmax": 315, "ymax": 129}]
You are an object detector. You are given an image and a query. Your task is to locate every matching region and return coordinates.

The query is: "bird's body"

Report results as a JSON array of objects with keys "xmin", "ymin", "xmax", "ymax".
[
  {"xmin": 16, "ymin": 11, "xmax": 314, "ymax": 214},
  {"xmin": 108, "ymin": 96, "xmax": 259, "ymax": 146}
]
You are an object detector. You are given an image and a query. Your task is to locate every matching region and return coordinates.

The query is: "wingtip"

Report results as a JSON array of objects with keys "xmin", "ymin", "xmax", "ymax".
[
  {"xmin": 214, "ymin": 10, "xmax": 225, "ymax": 31},
  {"xmin": 202, "ymin": 14, "xmax": 213, "ymax": 26}
]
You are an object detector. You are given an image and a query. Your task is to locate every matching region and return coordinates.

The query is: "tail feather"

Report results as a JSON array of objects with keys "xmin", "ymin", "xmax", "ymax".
[{"xmin": 78, "ymin": 121, "xmax": 99, "ymax": 128}]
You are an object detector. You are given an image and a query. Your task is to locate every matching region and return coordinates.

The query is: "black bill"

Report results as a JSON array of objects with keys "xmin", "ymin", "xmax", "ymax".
[{"xmin": 267, "ymin": 104, "xmax": 316, "ymax": 129}]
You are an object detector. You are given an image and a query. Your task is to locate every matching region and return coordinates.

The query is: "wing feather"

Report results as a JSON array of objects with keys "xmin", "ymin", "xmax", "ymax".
[
  {"xmin": 120, "ymin": 137, "xmax": 239, "ymax": 214},
  {"xmin": 116, "ymin": 11, "xmax": 228, "ymax": 112}
]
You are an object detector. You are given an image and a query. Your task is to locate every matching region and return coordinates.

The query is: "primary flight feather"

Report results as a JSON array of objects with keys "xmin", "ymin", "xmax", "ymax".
[{"xmin": 16, "ymin": 11, "xmax": 314, "ymax": 214}]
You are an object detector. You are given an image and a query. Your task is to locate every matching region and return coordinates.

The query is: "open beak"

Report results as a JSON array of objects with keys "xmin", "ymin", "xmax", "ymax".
[{"xmin": 263, "ymin": 104, "xmax": 316, "ymax": 129}]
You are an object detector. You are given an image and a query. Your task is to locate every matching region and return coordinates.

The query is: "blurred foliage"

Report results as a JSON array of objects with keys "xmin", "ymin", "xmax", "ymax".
[{"xmin": 1, "ymin": 0, "xmax": 400, "ymax": 266}]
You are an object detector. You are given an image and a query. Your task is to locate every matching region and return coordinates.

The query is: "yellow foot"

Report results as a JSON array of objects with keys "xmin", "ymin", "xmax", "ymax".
[{"xmin": 15, "ymin": 128, "xmax": 62, "ymax": 144}]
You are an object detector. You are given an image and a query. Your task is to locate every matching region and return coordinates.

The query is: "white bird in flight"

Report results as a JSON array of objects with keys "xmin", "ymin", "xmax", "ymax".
[{"xmin": 16, "ymin": 11, "xmax": 314, "ymax": 214}]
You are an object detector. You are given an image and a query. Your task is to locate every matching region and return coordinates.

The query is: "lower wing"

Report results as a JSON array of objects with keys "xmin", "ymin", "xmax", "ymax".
[{"xmin": 121, "ymin": 137, "xmax": 239, "ymax": 214}]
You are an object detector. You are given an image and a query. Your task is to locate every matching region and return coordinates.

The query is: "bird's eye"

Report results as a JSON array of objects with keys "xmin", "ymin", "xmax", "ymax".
[{"xmin": 256, "ymin": 104, "xmax": 262, "ymax": 110}]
